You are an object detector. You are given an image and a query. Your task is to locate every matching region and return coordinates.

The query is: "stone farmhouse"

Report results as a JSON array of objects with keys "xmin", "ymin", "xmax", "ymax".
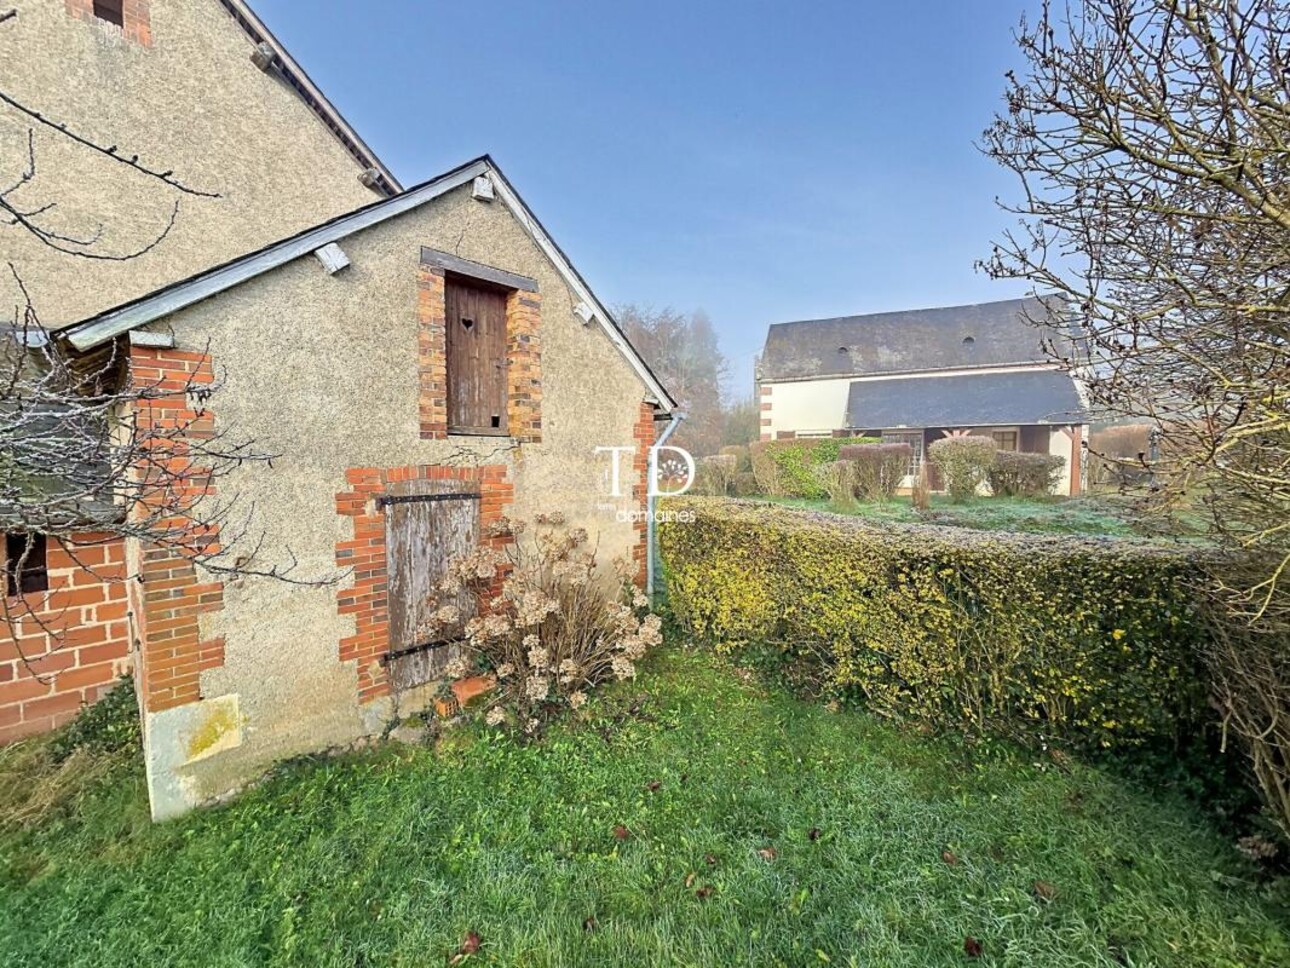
[
  {"xmin": 756, "ymin": 297, "xmax": 1089, "ymax": 495},
  {"xmin": 0, "ymin": 0, "xmax": 677, "ymax": 818}
]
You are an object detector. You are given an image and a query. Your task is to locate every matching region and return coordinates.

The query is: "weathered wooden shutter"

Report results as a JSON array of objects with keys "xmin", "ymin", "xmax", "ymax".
[
  {"xmin": 384, "ymin": 481, "xmax": 480, "ymax": 690},
  {"xmin": 445, "ymin": 277, "xmax": 508, "ymax": 435}
]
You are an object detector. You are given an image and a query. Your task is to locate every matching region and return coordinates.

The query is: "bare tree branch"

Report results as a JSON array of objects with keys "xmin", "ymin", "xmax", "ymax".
[
  {"xmin": 0, "ymin": 91, "xmax": 221, "ymax": 200},
  {"xmin": 981, "ymin": 0, "xmax": 1290, "ymax": 836}
]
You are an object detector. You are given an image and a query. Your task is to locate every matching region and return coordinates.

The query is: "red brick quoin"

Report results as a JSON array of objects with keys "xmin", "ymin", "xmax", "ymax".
[
  {"xmin": 335, "ymin": 464, "xmax": 513, "ymax": 704},
  {"xmin": 0, "ymin": 535, "xmax": 130, "ymax": 743},
  {"xmin": 631, "ymin": 402, "xmax": 657, "ymax": 588},
  {"xmin": 129, "ymin": 346, "xmax": 226, "ymax": 715}
]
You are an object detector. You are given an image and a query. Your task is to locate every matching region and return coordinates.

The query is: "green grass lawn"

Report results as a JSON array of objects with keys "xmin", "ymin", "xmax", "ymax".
[
  {"xmin": 2, "ymin": 647, "xmax": 1286, "ymax": 966},
  {"xmin": 770, "ymin": 494, "xmax": 1142, "ymax": 537}
]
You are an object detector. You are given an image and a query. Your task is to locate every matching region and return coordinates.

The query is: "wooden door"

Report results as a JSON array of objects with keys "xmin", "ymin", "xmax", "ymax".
[
  {"xmin": 384, "ymin": 480, "xmax": 479, "ymax": 690},
  {"xmin": 445, "ymin": 277, "xmax": 508, "ymax": 435}
]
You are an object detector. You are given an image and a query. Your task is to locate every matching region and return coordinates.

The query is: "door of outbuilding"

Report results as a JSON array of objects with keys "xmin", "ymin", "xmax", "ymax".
[
  {"xmin": 445, "ymin": 276, "xmax": 509, "ymax": 436},
  {"xmin": 383, "ymin": 481, "xmax": 480, "ymax": 690}
]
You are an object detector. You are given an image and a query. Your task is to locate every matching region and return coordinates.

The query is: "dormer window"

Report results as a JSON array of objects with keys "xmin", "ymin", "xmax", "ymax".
[{"xmin": 93, "ymin": 0, "xmax": 123, "ymax": 26}]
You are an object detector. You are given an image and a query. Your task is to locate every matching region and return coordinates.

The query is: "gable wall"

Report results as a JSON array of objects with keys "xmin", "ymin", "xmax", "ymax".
[
  {"xmin": 131, "ymin": 184, "xmax": 654, "ymax": 816},
  {"xmin": 0, "ymin": 0, "xmax": 376, "ymax": 327}
]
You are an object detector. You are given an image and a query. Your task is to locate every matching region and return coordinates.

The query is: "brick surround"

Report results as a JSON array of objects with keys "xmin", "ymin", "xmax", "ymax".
[
  {"xmin": 505, "ymin": 289, "xmax": 542, "ymax": 442},
  {"xmin": 416, "ymin": 268, "xmax": 449, "ymax": 439},
  {"xmin": 0, "ymin": 534, "xmax": 130, "ymax": 743},
  {"xmin": 65, "ymin": 0, "xmax": 152, "ymax": 46},
  {"xmin": 129, "ymin": 346, "xmax": 226, "ymax": 714},
  {"xmin": 416, "ymin": 265, "xmax": 542, "ymax": 443},
  {"xmin": 335, "ymin": 463, "xmax": 513, "ymax": 704}
]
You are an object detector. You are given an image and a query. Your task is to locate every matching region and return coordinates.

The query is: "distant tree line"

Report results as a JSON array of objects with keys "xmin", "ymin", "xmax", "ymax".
[{"xmin": 616, "ymin": 305, "xmax": 758, "ymax": 457}]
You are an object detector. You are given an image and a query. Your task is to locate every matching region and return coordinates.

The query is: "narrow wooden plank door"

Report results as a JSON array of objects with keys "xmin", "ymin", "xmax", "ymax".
[
  {"xmin": 445, "ymin": 277, "xmax": 508, "ymax": 435},
  {"xmin": 385, "ymin": 481, "xmax": 479, "ymax": 690}
]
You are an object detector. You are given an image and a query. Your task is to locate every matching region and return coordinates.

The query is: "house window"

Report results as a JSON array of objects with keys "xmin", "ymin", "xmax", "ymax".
[
  {"xmin": 445, "ymin": 277, "xmax": 509, "ymax": 436},
  {"xmin": 93, "ymin": 0, "xmax": 124, "ymax": 26},
  {"xmin": 5, "ymin": 533, "xmax": 49, "ymax": 597},
  {"xmin": 991, "ymin": 430, "xmax": 1019, "ymax": 452},
  {"xmin": 882, "ymin": 431, "xmax": 924, "ymax": 478}
]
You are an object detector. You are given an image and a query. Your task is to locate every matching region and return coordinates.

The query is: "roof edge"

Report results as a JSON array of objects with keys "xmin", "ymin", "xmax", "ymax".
[
  {"xmin": 760, "ymin": 362, "xmax": 1060, "ymax": 385},
  {"xmin": 62, "ymin": 156, "xmax": 677, "ymax": 412},
  {"xmin": 764, "ymin": 296, "xmax": 1043, "ymax": 333},
  {"xmin": 218, "ymin": 0, "xmax": 401, "ymax": 196}
]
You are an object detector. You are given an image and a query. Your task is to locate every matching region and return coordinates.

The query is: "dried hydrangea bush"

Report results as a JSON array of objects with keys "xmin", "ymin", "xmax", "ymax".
[{"xmin": 418, "ymin": 513, "xmax": 662, "ymax": 732}]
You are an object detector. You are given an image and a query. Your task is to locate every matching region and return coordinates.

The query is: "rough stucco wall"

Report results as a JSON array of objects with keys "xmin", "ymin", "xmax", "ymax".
[
  {"xmin": 0, "ymin": 0, "xmax": 376, "ymax": 327},
  {"xmin": 138, "ymin": 184, "xmax": 650, "ymax": 809}
]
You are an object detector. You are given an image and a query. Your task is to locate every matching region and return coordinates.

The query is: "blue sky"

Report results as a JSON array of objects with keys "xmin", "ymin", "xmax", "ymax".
[{"xmin": 257, "ymin": 0, "xmax": 1040, "ymax": 397}]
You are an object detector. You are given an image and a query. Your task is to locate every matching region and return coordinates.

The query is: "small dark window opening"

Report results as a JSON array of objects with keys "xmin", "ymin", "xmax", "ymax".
[
  {"xmin": 962, "ymin": 336, "xmax": 976, "ymax": 346},
  {"xmin": 93, "ymin": 0, "xmax": 124, "ymax": 26},
  {"xmin": 5, "ymin": 533, "xmax": 49, "ymax": 597}
]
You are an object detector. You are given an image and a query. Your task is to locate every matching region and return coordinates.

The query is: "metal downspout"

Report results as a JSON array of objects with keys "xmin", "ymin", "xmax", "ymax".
[{"xmin": 646, "ymin": 410, "xmax": 685, "ymax": 601}]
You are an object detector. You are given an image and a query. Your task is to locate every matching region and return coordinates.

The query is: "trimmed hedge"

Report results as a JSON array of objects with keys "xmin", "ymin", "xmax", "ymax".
[
  {"xmin": 749, "ymin": 436, "xmax": 879, "ymax": 498},
  {"xmin": 694, "ymin": 454, "xmax": 737, "ymax": 496},
  {"xmin": 661, "ymin": 498, "xmax": 1207, "ymax": 750},
  {"xmin": 840, "ymin": 442, "xmax": 911, "ymax": 499},
  {"xmin": 928, "ymin": 435, "xmax": 996, "ymax": 502},
  {"xmin": 989, "ymin": 451, "xmax": 1065, "ymax": 497}
]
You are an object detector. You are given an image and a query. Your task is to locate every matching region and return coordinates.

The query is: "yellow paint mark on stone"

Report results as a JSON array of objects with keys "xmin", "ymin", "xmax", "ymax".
[{"xmin": 184, "ymin": 695, "xmax": 243, "ymax": 764}]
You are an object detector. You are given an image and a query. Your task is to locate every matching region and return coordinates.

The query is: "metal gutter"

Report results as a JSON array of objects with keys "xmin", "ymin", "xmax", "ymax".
[{"xmin": 646, "ymin": 410, "xmax": 685, "ymax": 601}]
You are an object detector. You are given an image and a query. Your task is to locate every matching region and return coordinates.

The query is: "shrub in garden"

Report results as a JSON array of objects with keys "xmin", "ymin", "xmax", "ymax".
[
  {"xmin": 748, "ymin": 436, "xmax": 878, "ymax": 498},
  {"xmin": 730, "ymin": 471, "xmax": 761, "ymax": 497},
  {"xmin": 694, "ymin": 454, "xmax": 737, "ymax": 496},
  {"xmin": 910, "ymin": 465, "xmax": 931, "ymax": 510},
  {"xmin": 1199, "ymin": 563, "xmax": 1290, "ymax": 839},
  {"xmin": 719, "ymin": 444, "xmax": 751, "ymax": 472},
  {"xmin": 988, "ymin": 451, "xmax": 1065, "ymax": 497},
  {"xmin": 1088, "ymin": 424, "xmax": 1154, "ymax": 488},
  {"xmin": 661, "ymin": 499, "xmax": 1207, "ymax": 751},
  {"xmin": 928, "ymin": 435, "xmax": 996, "ymax": 501},
  {"xmin": 840, "ymin": 443, "xmax": 911, "ymax": 500},
  {"xmin": 419, "ymin": 515, "xmax": 662, "ymax": 733},
  {"xmin": 815, "ymin": 460, "xmax": 856, "ymax": 510}
]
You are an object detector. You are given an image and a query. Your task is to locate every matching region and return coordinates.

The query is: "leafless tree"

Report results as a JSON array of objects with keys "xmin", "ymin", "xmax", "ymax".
[
  {"xmin": 981, "ymin": 0, "xmax": 1290, "ymax": 834},
  {"xmin": 0, "ymin": 9, "xmax": 320, "ymax": 676},
  {"xmin": 617, "ymin": 304, "xmax": 729, "ymax": 457}
]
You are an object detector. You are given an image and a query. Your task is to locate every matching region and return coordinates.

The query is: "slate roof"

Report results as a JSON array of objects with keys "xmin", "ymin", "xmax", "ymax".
[
  {"xmin": 760, "ymin": 297, "xmax": 1070, "ymax": 382},
  {"xmin": 845, "ymin": 369, "xmax": 1086, "ymax": 430}
]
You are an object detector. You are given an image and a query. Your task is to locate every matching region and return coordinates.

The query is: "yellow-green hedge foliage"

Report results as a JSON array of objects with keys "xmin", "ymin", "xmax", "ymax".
[
  {"xmin": 661, "ymin": 499, "xmax": 1206, "ymax": 749},
  {"xmin": 749, "ymin": 436, "xmax": 878, "ymax": 498}
]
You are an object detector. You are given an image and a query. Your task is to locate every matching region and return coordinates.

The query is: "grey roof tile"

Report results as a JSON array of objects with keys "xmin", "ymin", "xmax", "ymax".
[
  {"xmin": 761, "ymin": 297, "xmax": 1071, "ymax": 381},
  {"xmin": 845, "ymin": 369, "xmax": 1086, "ymax": 429}
]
